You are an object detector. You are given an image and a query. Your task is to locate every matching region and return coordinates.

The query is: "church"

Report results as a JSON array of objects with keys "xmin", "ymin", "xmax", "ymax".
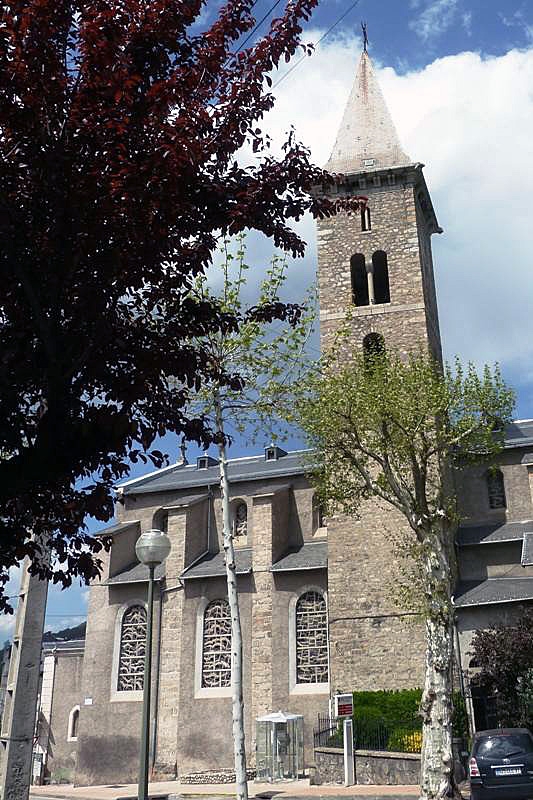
[{"xmin": 19, "ymin": 47, "xmax": 533, "ymax": 787}]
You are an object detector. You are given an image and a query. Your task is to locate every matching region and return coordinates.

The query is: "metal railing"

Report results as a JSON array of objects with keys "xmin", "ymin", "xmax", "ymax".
[{"xmin": 313, "ymin": 714, "xmax": 422, "ymax": 754}]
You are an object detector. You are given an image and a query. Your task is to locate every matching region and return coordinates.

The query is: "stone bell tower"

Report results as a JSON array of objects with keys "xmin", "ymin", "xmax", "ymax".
[
  {"xmin": 318, "ymin": 48, "xmax": 442, "ymax": 364},
  {"xmin": 318, "ymin": 48, "xmax": 443, "ymax": 693}
]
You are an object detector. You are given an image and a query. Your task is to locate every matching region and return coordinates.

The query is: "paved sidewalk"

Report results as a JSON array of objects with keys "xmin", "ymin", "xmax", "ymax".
[{"xmin": 30, "ymin": 778, "xmax": 470, "ymax": 800}]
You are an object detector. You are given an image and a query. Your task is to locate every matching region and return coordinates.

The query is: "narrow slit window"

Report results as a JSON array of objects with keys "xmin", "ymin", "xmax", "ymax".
[
  {"xmin": 372, "ymin": 251, "xmax": 390, "ymax": 304},
  {"xmin": 350, "ymin": 254, "xmax": 369, "ymax": 306},
  {"xmin": 232, "ymin": 502, "xmax": 248, "ymax": 538},
  {"xmin": 487, "ymin": 469, "xmax": 506, "ymax": 509},
  {"xmin": 361, "ymin": 207, "xmax": 371, "ymax": 232},
  {"xmin": 363, "ymin": 332, "xmax": 385, "ymax": 366}
]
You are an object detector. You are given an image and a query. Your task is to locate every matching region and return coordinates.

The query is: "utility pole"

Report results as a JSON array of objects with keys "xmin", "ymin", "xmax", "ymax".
[{"xmin": 0, "ymin": 562, "xmax": 48, "ymax": 800}]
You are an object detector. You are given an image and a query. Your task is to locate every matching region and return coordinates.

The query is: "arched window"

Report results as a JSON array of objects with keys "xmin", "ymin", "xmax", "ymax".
[
  {"xmin": 487, "ymin": 469, "xmax": 506, "ymax": 509},
  {"xmin": 361, "ymin": 206, "xmax": 371, "ymax": 232},
  {"xmin": 67, "ymin": 706, "xmax": 80, "ymax": 741},
  {"xmin": 295, "ymin": 591, "xmax": 328, "ymax": 684},
  {"xmin": 312, "ymin": 495, "xmax": 325, "ymax": 533},
  {"xmin": 117, "ymin": 605, "xmax": 147, "ymax": 692},
  {"xmin": 350, "ymin": 254, "xmax": 369, "ymax": 307},
  {"xmin": 232, "ymin": 501, "xmax": 248, "ymax": 538},
  {"xmin": 152, "ymin": 507, "xmax": 168, "ymax": 533},
  {"xmin": 363, "ymin": 332, "xmax": 385, "ymax": 365},
  {"xmin": 202, "ymin": 600, "xmax": 231, "ymax": 688},
  {"xmin": 372, "ymin": 251, "xmax": 390, "ymax": 304}
]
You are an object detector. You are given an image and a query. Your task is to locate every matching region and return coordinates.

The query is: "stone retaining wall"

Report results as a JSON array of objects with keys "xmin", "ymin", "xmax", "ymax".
[
  {"xmin": 311, "ymin": 746, "xmax": 420, "ymax": 786},
  {"xmin": 180, "ymin": 769, "xmax": 256, "ymax": 784}
]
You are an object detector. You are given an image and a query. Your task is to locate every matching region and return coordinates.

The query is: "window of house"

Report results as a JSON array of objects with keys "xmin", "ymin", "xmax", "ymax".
[
  {"xmin": 372, "ymin": 251, "xmax": 390, "ymax": 304},
  {"xmin": 295, "ymin": 591, "xmax": 329, "ymax": 684},
  {"xmin": 350, "ymin": 254, "xmax": 369, "ymax": 306},
  {"xmin": 363, "ymin": 332, "xmax": 385, "ymax": 364},
  {"xmin": 312, "ymin": 495, "xmax": 326, "ymax": 534},
  {"xmin": 232, "ymin": 502, "xmax": 248, "ymax": 539},
  {"xmin": 487, "ymin": 469, "xmax": 506, "ymax": 509},
  {"xmin": 117, "ymin": 605, "xmax": 147, "ymax": 692},
  {"xmin": 361, "ymin": 207, "xmax": 371, "ymax": 232},
  {"xmin": 202, "ymin": 600, "xmax": 231, "ymax": 688},
  {"xmin": 67, "ymin": 706, "xmax": 80, "ymax": 742}
]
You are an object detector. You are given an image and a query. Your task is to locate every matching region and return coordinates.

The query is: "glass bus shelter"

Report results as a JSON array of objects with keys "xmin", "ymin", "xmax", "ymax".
[{"xmin": 255, "ymin": 711, "xmax": 304, "ymax": 782}]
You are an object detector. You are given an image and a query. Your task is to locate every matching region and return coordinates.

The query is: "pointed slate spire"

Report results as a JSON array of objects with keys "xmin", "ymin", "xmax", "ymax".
[{"xmin": 326, "ymin": 50, "xmax": 411, "ymax": 174}]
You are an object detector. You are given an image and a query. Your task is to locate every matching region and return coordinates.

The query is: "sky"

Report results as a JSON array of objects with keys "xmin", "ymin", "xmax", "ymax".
[{"xmin": 3, "ymin": 0, "xmax": 533, "ymax": 642}]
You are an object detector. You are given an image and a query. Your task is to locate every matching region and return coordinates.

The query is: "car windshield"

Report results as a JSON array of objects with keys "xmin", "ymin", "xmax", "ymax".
[{"xmin": 476, "ymin": 734, "xmax": 533, "ymax": 759}]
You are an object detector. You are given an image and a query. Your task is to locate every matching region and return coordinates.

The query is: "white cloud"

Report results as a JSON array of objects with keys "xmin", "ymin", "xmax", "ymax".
[
  {"xmin": 256, "ymin": 38, "xmax": 533, "ymax": 402},
  {"xmin": 500, "ymin": 8, "xmax": 533, "ymax": 45},
  {"xmin": 408, "ymin": 0, "xmax": 470, "ymax": 44}
]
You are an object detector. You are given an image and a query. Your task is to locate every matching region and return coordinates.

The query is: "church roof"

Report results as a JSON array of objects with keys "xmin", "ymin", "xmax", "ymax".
[
  {"xmin": 271, "ymin": 541, "xmax": 327, "ymax": 572},
  {"xmin": 454, "ymin": 577, "xmax": 533, "ymax": 608},
  {"xmin": 180, "ymin": 548, "xmax": 252, "ymax": 580},
  {"xmin": 117, "ymin": 449, "xmax": 312, "ymax": 496},
  {"xmin": 325, "ymin": 50, "xmax": 411, "ymax": 175},
  {"xmin": 457, "ymin": 519, "xmax": 533, "ymax": 547}
]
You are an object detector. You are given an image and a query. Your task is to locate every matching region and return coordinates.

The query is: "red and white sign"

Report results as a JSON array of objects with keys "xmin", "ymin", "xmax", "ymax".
[{"xmin": 334, "ymin": 693, "xmax": 353, "ymax": 718}]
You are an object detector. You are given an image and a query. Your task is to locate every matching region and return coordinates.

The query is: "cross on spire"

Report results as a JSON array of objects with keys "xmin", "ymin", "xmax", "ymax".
[{"xmin": 361, "ymin": 21, "xmax": 368, "ymax": 52}]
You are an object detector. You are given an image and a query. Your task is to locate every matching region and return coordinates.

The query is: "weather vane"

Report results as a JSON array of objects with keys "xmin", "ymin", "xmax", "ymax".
[{"xmin": 361, "ymin": 21, "xmax": 369, "ymax": 52}]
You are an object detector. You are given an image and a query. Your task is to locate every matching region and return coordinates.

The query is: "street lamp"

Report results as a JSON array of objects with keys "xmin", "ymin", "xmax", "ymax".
[{"xmin": 135, "ymin": 529, "xmax": 171, "ymax": 800}]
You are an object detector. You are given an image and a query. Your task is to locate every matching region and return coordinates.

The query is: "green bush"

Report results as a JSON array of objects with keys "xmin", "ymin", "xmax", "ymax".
[{"xmin": 353, "ymin": 689, "xmax": 423, "ymax": 727}]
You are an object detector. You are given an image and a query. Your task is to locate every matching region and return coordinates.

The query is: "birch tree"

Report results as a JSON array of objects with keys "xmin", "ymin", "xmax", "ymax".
[
  {"xmin": 292, "ymin": 347, "xmax": 514, "ymax": 800},
  {"xmin": 183, "ymin": 237, "xmax": 316, "ymax": 800}
]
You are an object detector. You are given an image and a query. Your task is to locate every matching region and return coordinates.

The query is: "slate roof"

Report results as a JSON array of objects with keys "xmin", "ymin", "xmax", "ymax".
[
  {"xmin": 271, "ymin": 541, "xmax": 328, "ymax": 572},
  {"xmin": 454, "ymin": 577, "xmax": 533, "ymax": 608},
  {"xmin": 522, "ymin": 533, "xmax": 533, "ymax": 566},
  {"xmin": 180, "ymin": 549, "xmax": 253, "ymax": 580},
  {"xmin": 105, "ymin": 561, "xmax": 165, "ymax": 585},
  {"xmin": 117, "ymin": 450, "xmax": 313, "ymax": 496},
  {"xmin": 325, "ymin": 51, "xmax": 411, "ymax": 173},
  {"xmin": 95, "ymin": 520, "xmax": 140, "ymax": 537},
  {"xmin": 505, "ymin": 419, "xmax": 533, "ymax": 449},
  {"xmin": 457, "ymin": 520, "xmax": 533, "ymax": 546}
]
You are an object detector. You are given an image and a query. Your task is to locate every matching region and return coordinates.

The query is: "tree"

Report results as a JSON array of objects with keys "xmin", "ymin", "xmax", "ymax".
[
  {"xmin": 183, "ymin": 236, "xmax": 315, "ymax": 800},
  {"xmin": 293, "ymin": 347, "xmax": 514, "ymax": 800},
  {"xmin": 0, "ymin": 0, "xmax": 359, "ymax": 608},
  {"xmin": 470, "ymin": 609, "xmax": 533, "ymax": 728}
]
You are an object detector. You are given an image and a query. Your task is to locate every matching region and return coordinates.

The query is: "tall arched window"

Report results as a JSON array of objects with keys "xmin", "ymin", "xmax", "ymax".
[
  {"xmin": 67, "ymin": 706, "xmax": 80, "ymax": 742},
  {"xmin": 487, "ymin": 469, "xmax": 506, "ymax": 509},
  {"xmin": 361, "ymin": 206, "xmax": 371, "ymax": 232},
  {"xmin": 202, "ymin": 600, "xmax": 231, "ymax": 688},
  {"xmin": 372, "ymin": 251, "xmax": 390, "ymax": 304},
  {"xmin": 295, "ymin": 591, "xmax": 328, "ymax": 684},
  {"xmin": 232, "ymin": 501, "xmax": 248, "ymax": 538},
  {"xmin": 117, "ymin": 605, "xmax": 147, "ymax": 692},
  {"xmin": 350, "ymin": 254, "xmax": 369, "ymax": 306},
  {"xmin": 363, "ymin": 332, "xmax": 385, "ymax": 364}
]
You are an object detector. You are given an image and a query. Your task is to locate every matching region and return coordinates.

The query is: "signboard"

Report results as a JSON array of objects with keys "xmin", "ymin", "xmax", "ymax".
[
  {"xmin": 32, "ymin": 752, "xmax": 43, "ymax": 782},
  {"xmin": 334, "ymin": 693, "xmax": 353, "ymax": 718}
]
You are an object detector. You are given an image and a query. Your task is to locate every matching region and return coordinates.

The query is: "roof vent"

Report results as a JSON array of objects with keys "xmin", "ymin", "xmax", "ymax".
[
  {"xmin": 197, "ymin": 454, "xmax": 218, "ymax": 470},
  {"xmin": 265, "ymin": 445, "xmax": 288, "ymax": 462}
]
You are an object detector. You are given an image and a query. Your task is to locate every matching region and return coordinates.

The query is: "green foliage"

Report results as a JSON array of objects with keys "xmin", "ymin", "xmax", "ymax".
[
  {"xmin": 183, "ymin": 234, "xmax": 316, "ymax": 443},
  {"xmin": 451, "ymin": 691, "xmax": 469, "ymax": 739},
  {"xmin": 353, "ymin": 688, "xmax": 422, "ymax": 724},
  {"xmin": 470, "ymin": 609, "xmax": 533, "ymax": 727}
]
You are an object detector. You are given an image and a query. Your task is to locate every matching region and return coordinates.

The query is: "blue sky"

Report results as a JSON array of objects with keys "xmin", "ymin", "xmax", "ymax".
[{"xmin": 3, "ymin": 0, "xmax": 533, "ymax": 642}]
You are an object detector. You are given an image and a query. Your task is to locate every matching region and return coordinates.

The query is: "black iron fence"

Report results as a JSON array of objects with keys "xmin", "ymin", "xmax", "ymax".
[{"xmin": 313, "ymin": 714, "xmax": 422, "ymax": 754}]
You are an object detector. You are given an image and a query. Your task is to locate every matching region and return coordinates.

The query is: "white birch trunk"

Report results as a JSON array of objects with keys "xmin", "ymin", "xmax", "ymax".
[
  {"xmin": 419, "ymin": 523, "xmax": 461, "ymax": 800},
  {"xmin": 215, "ymin": 396, "xmax": 248, "ymax": 800}
]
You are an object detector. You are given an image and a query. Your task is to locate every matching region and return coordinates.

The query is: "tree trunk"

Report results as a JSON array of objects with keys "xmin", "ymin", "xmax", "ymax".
[
  {"xmin": 419, "ymin": 525, "xmax": 461, "ymax": 800},
  {"xmin": 215, "ymin": 396, "xmax": 248, "ymax": 800}
]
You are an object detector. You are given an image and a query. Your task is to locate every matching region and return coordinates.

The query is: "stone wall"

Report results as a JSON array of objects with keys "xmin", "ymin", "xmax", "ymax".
[
  {"xmin": 311, "ymin": 746, "xmax": 420, "ymax": 786},
  {"xmin": 46, "ymin": 649, "xmax": 84, "ymax": 784}
]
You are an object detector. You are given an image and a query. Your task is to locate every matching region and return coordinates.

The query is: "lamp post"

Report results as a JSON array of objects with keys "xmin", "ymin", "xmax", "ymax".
[{"xmin": 135, "ymin": 529, "xmax": 171, "ymax": 800}]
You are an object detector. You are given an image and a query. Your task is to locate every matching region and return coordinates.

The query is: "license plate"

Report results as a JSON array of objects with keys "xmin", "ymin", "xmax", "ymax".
[{"xmin": 495, "ymin": 768, "xmax": 522, "ymax": 776}]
